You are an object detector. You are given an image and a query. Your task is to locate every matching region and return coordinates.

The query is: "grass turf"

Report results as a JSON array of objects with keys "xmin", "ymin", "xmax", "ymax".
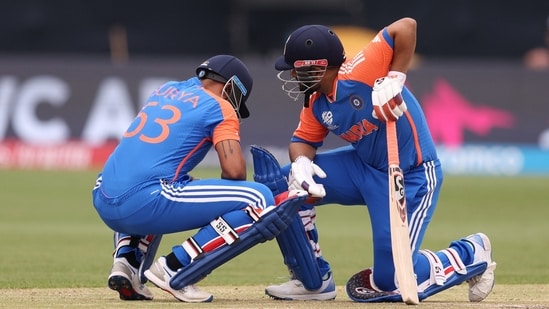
[{"xmin": 0, "ymin": 169, "xmax": 547, "ymax": 289}]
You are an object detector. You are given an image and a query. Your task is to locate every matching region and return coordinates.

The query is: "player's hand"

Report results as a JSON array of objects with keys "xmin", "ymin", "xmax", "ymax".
[
  {"xmin": 288, "ymin": 156, "xmax": 327, "ymax": 198},
  {"xmin": 371, "ymin": 71, "xmax": 408, "ymax": 122}
]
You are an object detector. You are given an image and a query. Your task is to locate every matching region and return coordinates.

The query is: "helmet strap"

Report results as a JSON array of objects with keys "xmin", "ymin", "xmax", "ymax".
[
  {"xmin": 198, "ymin": 70, "xmax": 227, "ymax": 84},
  {"xmin": 303, "ymin": 89, "xmax": 312, "ymax": 108}
]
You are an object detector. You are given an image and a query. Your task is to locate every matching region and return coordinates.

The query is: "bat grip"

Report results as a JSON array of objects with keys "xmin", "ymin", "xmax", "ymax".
[{"xmin": 386, "ymin": 121, "xmax": 399, "ymax": 165}]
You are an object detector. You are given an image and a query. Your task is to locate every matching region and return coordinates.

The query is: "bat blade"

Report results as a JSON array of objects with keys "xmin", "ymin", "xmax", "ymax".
[
  {"xmin": 386, "ymin": 121, "xmax": 419, "ymax": 305},
  {"xmin": 388, "ymin": 164, "xmax": 419, "ymax": 305}
]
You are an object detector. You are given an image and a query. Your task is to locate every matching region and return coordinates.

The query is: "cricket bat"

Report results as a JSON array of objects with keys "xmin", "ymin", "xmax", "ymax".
[{"xmin": 386, "ymin": 120, "xmax": 419, "ymax": 305}]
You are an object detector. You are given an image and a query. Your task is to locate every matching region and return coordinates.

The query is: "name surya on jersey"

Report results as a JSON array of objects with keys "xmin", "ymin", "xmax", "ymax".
[{"xmin": 152, "ymin": 85, "xmax": 200, "ymax": 108}]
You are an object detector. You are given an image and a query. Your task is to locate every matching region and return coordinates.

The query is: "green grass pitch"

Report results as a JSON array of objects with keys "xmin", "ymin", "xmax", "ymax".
[{"xmin": 0, "ymin": 168, "xmax": 547, "ymax": 289}]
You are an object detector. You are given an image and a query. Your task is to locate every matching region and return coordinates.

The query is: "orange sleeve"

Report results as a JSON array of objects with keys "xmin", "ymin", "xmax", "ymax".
[
  {"xmin": 212, "ymin": 100, "xmax": 240, "ymax": 145},
  {"xmin": 293, "ymin": 95, "xmax": 329, "ymax": 143},
  {"xmin": 340, "ymin": 28, "xmax": 394, "ymax": 86}
]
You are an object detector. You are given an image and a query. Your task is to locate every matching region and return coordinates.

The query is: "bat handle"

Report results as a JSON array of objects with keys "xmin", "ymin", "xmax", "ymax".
[{"xmin": 386, "ymin": 121, "xmax": 399, "ymax": 165}]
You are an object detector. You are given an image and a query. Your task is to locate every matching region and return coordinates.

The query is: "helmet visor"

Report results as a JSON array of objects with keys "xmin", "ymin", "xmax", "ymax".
[
  {"xmin": 223, "ymin": 75, "xmax": 250, "ymax": 119},
  {"xmin": 277, "ymin": 59, "xmax": 328, "ymax": 101}
]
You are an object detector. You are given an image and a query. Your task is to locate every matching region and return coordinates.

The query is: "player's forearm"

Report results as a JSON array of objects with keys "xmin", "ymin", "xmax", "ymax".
[
  {"xmin": 289, "ymin": 142, "xmax": 317, "ymax": 162},
  {"xmin": 216, "ymin": 139, "xmax": 247, "ymax": 180}
]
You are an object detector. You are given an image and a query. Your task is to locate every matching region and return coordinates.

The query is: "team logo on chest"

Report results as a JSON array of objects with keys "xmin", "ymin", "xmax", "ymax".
[
  {"xmin": 349, "ymin": 95, "xmax": 364, "ymax": 110},
  {"xmin": 321, "ymin": 111, "xmax": 339, "ymax": 130}
]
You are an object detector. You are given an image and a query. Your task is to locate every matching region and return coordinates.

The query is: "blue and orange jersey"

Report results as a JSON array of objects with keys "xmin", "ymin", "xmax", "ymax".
[
  {"xmin": 100, "ymin": 77, "xmax": 240, "ymax": 197},
  {"xmin": 292, "ymin": 28, "xmax": 438, "ymax": 171}
]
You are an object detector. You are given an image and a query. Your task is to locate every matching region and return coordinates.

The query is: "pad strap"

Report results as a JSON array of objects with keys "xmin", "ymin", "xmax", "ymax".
[
  {"xmin": 114, "ymin": 234, "xmax": 155, "ymax": 256},
  {"xmin": 210, "ymin": 216, "xmax": 239, "ymax": 245},
  {"xmin": 441, "ymin": 248, "xmax": 467, "ymax": 275},
  {"xmin": 182, "ymin": 213, "xmax": 246, "ymax": 261},
  {"xmin": 419, "ymin": 249, "xmax": 446, "ymax": 288},
  {"xmin": 300, "ymin": 208, "xmax": 316, "ymax": 231},
  {"xmin": 244, "ymin": 205, "xmax": 262, "ymax": 222},
  {"xmin": 182, "ymin": 236, "xmax": 204, "ymax": 261}
]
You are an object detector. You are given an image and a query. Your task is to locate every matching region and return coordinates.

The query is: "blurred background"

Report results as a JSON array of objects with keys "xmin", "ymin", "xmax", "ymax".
[
  {"xmin": 1, "ymin": 0, "xmax": 548, "ymax": 175},
  {"xmin": 1, "ymin": 2, "xmax": 546, "ymax": 295}
]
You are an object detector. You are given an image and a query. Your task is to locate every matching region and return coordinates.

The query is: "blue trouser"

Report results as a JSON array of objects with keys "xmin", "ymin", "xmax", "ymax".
[
  {"xmin": 280, "ymin": 145, "xmax": 465, "ymax": 291},
  {"xmin": 93, "ymin": 178, "xmax": 274, "ymax": 235},
  {"xmin": 93, "ymin": 177, "xmax": 275, "ymax": 266}
]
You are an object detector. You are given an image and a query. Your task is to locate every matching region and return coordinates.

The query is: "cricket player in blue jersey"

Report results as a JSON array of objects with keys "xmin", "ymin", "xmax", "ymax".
[
  {"xmin": 256, "ymin": 18, "xmax": 497, "ymax": 303},
  {"xmin": 92, "ymin": 54, "xmax": 307, "ymax": 303}
]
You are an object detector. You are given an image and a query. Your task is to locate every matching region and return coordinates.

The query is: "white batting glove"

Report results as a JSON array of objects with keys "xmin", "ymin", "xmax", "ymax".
[
  {"xmin": 288, "ymin": 156, "xmax": 327, "ymax": 198},
  {"xmin": 371, "ymin": 71, "xmax": 408, "ymax": 122}
]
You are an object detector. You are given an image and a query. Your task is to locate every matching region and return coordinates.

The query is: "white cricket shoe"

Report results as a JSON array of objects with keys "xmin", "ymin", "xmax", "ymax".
[
  {"xmin": 265, "ymin": 271, "xmax": 337, "ymax": 300},
  {"xmin": 108, "ymin": 257, "xmax": 153, "ymax": 300},
  {"xmin": 463, "ymin": 233, "xmax": 497, "ymax": 302},
  {"xmin": 144, "ymin": 256, "xmax": 213, "ymax": 303}
]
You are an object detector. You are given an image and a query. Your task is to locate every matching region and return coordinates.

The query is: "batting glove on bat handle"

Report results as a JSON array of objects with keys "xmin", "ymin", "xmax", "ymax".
[
  {"xmin": 288, "ymin": 156, "xmax": 327, "ymax": 198},
  {"xmin": 371, "ymin": 71, "xmax": 408, "ymax": 122}
]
